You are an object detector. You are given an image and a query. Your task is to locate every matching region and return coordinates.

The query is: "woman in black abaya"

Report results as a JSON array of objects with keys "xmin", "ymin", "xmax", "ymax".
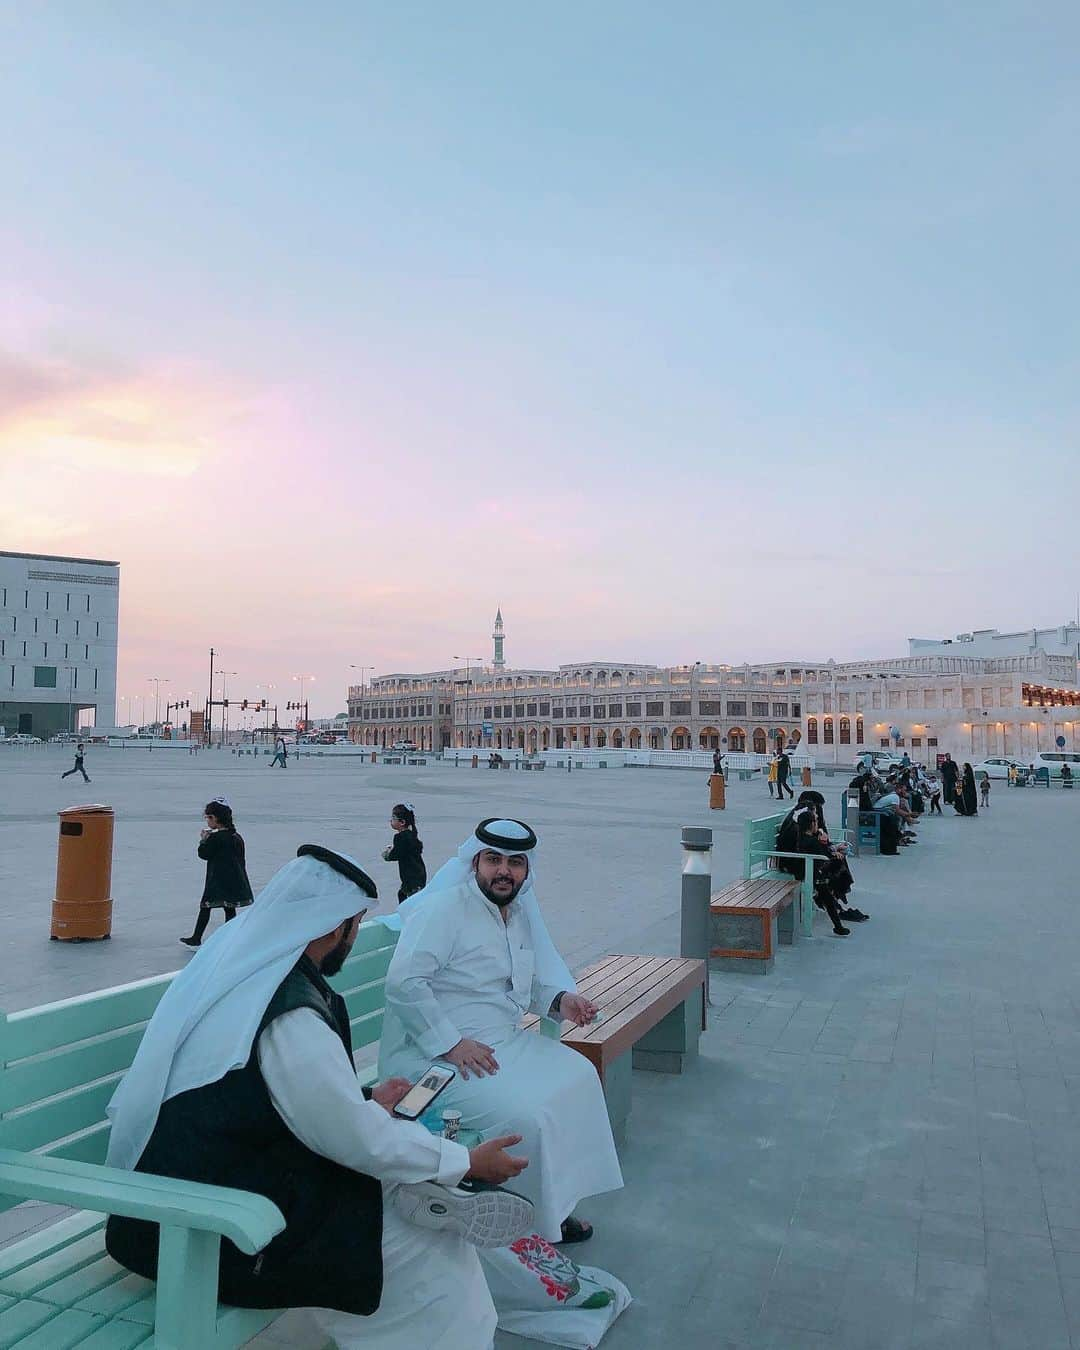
[{"xmin": 955, "ymin": 766, "xmax": 977, "ymax": 815}]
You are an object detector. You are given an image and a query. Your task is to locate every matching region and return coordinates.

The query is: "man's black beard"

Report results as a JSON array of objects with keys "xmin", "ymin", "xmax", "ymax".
[
  {"xmin": 321, "ymin": 931, "xmax": 353, "ymax": 976},
  {"xmin": 476, "ymin": 876, "xmax": 524, "ymax": 908}
]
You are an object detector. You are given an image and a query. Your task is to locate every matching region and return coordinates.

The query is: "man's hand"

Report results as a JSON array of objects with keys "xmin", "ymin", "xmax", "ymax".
[
  {"xmin": 371, "ymin": 1078, "xmax": 413, "ymax": 1114},
  {"xmin": 466, "ymin": 1134, "xmax": 529, "ymax": 1184},
  {"xmin": 556, "ymin": 993, "xmax": 597, "ymax": 1028},
  {"xmin": 445, "ymin": 1038, "xmax": 499, "ymax": 1080}
]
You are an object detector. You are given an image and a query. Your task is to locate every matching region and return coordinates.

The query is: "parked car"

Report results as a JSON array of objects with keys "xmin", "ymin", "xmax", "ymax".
[
  {"xmin": 391, "ymin": 740, "xmax": 419, "ymax": 752},
  {"xmin": 50, "ymin": 732, "xmax": 80, "ymax": 744},
  {"xmin": 6, "ymin": 734, "xmax": 42, "ymax": 745},
  {"xmin": 1029, "ymin": 750, "xmax": 1080, "ymax": 780},
  {"xmin": 971, "ymin": 756, "xmax": 1029, "ymax": 780}
]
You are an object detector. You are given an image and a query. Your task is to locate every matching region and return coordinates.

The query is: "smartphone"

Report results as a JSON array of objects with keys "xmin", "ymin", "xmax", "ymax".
[{"xmin": 392, "ymin": 1064, "xmax": 457, "ymax": 1120}]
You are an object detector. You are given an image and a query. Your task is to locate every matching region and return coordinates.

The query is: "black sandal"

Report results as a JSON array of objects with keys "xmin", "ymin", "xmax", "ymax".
[{"xmin": 559, "ymin": 1216, "xmax": 593, "ymax": 1244}]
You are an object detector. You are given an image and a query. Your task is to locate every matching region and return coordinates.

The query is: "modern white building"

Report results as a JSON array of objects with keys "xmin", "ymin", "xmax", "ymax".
[
  {"xmin": 0, "ymin": 550, "xmax": 119, "ymax": 739},
  {"xmin": 909, "ymin": 623, "xmax": 1080, "ymax": 665}
]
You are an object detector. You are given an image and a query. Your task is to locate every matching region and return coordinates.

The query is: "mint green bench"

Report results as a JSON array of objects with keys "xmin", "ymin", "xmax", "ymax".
[
  {"xmin": 0, "ymin": 921, "xmax": 400, "ymax": 1349},
  {"xmin": 743, "ymin": 809, "xmax": 836, "ymax": 941}
]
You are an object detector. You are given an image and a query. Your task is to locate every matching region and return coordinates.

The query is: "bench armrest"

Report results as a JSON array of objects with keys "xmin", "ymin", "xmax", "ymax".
[
  {"xmin": 752, "ymin": 850, "xmax": 833, "ymax": 867},
  {"xmin": 0, "ymin": 1147, "xmax": 284, "ymax": 1255}
]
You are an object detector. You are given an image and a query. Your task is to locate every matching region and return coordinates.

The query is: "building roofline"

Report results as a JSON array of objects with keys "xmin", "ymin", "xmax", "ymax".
[{"xmin": 0, "ymin": 550, "xmax": 120, "ymax": 568}]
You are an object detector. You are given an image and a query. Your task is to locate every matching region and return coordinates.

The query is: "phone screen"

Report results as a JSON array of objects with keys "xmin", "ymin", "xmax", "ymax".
[{"xmin": 392, "ymin": 1066, "xmax": 456, "ymax": 1119}]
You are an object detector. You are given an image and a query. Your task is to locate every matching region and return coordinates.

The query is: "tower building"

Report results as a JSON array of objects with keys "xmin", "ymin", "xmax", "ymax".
[{"xmin": 492, "ymin": 608, "xmax": 505, "ymax": 671}]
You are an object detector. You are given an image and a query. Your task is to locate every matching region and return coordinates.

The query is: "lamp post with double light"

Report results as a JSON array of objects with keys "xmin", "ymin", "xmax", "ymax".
[{"xmin": 453, "ymin": 656, "xmax": 484, "ymax": 749}]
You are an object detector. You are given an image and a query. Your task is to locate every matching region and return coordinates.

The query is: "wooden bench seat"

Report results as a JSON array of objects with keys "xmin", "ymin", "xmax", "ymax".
[
  {"xmin": 710, "ymin": 874, "xmax": 799, "ymax": 975},
  {"xmin": 523, "ymin": 954, "xmax": 705, "ymax": 1145}
]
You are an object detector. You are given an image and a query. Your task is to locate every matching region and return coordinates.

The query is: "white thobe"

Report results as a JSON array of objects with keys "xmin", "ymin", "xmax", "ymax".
[
  {"xmin": 378, "ymin": 880, "xmax": 623, "ymax": 1240},
  {"xmin": 258, "ymin": 1009, "xmax": 496, "ymax": 1350}
]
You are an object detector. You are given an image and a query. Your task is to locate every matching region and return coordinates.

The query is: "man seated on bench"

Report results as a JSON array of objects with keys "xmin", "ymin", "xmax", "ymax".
[
  {"xmin": 105, "ymin": 846, "xmax": 532, "ymax": 1350},
  {"xmin": 381, "ymin": 818, "xmax": 624, "ymax": 1247},
  {"xmin": 849, "ymin": 766, "xmax": 902, "ymax": 854}
]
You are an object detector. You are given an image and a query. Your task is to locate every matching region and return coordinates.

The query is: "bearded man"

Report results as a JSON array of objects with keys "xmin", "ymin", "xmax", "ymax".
[
  {"xmin": 379, "ymin": 819, "xmax": 624, "ymax": 1246},
  {"xmin": 105, "ymin": 845, "xmax": 532, "ymax": 1350}
]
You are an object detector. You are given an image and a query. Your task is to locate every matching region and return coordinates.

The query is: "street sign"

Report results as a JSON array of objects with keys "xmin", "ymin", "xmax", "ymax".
[{"xmin": 482, "ymin": 720, "xmax": 493, "ymax": 734}]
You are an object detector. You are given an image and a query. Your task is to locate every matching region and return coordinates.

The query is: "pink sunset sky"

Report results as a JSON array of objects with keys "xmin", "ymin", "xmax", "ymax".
[{"xmin": 2, "ymin": 6, "xmax": 1077, "ymax": 718}]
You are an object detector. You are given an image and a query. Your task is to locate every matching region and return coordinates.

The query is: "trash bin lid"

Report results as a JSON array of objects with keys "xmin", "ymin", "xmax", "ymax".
[{"xmin": 58, "ymin": 804, "xmax": 114, "ymax": 817}]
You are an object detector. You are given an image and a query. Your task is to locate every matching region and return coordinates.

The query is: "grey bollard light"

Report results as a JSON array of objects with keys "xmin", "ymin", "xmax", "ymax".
[{"xmin": 681, "ymin": 825, "xmax": 713, "ymax": 1006}]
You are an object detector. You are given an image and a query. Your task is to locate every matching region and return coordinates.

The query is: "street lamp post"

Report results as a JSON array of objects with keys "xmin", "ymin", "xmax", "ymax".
[
  {"xmin": 148, "ymin": 677, "xmax": 170, "ymax": 727},
  {"xmin": 453, "ymin": 656, "xmax": 483, "ymax": 749},
  {"xmin": 217, "ymin": 671, "xmax": 237, "ymax": 744}
]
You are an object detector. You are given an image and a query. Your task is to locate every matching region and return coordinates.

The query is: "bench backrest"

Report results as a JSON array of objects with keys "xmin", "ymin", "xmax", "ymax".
[
  {"xmin": 0, "ymin": 919, "xmax": 399, "ymax": 1210},
  {"xmin": 743, "ymin": 812, "xmax": 789, "ymax": 877}
]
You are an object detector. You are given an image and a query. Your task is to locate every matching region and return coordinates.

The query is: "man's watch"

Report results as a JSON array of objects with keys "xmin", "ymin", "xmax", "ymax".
[{"xmin": 550, "ymin": 992, "xmax": 565, "ymax": 1017}]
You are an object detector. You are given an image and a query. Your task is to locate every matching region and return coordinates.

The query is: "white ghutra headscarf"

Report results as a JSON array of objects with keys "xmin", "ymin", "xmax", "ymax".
[
  {"xmin": 106, "ymin": 847, "xmax": 383, "ymax": 1171},
  {"xmin": 381, "ymin": 818, "xmax": 576, "ymax": 996}
]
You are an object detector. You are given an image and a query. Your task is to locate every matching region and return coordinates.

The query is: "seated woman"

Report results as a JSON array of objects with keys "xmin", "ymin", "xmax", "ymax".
[{"xmin": 775, "ymin": 800, "xmax": 857, "ymax": 937}]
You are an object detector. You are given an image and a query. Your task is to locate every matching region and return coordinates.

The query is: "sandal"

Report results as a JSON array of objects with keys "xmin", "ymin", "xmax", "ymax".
[{"xmin": 559, "ymin": 1216, "xmax": 594, "ymax": 1244}]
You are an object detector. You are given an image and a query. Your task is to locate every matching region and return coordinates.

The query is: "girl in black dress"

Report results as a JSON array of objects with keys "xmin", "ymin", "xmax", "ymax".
[
  {"xmin": 382, "ymin": 802, "xmax": 427, "ymax": 903},
  {"xmin": 180, "ymin": 798, "xmax": 254, "ymax": 947}
]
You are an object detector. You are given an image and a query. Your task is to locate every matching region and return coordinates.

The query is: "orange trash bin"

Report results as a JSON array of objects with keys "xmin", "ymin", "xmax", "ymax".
[
  {"xmin": 471, "ymin": 754, "xmax": 479, "ymax": 768},
  {"xmin": 51, "ymin": 804, "xmax": 114, "ymax": 941},
  {"xmin": 801, "ymin": 766, "xmax": 812, "ymax": 787},
  {"xmin": 709, "ymin": 773, "xmax": 726, "ymax": 810}
]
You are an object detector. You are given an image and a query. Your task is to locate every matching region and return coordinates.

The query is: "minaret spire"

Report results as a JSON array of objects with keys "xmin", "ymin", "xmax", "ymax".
[{"xmin": 492, "ymin": 608, "xmax": 505, "ymax": 671}]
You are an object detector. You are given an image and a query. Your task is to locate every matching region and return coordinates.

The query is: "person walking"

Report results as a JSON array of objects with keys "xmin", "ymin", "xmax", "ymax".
[
  {"xmin": 939, "ymin": 754, "xmax": 959, "ymax": 806},
  {"xmin": 382, "ymin": 803, "xmax": 427, "ymax": 904},
  {"xmin": 60, "ymin": 741, "xmax": 91, "ymax": 783},
  {"xmin": 955, "ymin": 763, "xmax": 979, "ymax": 817},
  {"xmin": 712, "ymin": 747, "xmax": 726, "ymax": 780},
  {"xmin": 270, "ymin": 736, "xmax": 288, "ymax": 769},
  {"xmin": 767, "ymin": 753, "xmax": 779, "ymax": 798},
  {"xmin": 776, "ymin": 748, "xmax": 794, "ymax": 799},
  {"xmin": 979, "ymin": 772, "xmax": 991, "ymax": 809},
  {"xmin": 180, "ymin": 797, "xmax": 254, "ymax": 947}
]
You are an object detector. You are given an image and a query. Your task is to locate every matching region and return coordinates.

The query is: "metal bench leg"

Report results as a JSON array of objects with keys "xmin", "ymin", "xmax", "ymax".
[
  {"xmin": 632, "ymin": 995, "xmax": 702, "ymax": 1075},
  {"xmin": 800, "ymin": 873, "xmax": 815, "ymax": 939}
]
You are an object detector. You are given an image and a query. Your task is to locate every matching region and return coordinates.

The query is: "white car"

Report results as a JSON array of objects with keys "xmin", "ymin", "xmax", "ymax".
[
  {"xmin": 971, "ymin": 756, "xmax": 1028, "ymax": 780},
  {"xmin": 391, "ymin": 740, "xmax": 419, "ymax": 752},
  {"xmin": 1030, "ymin": 750, "xmax": 1080, "ymax": 780},
  {"xmin": 6, "ymin": 734, "xmax": 42, "ymax": 745}
]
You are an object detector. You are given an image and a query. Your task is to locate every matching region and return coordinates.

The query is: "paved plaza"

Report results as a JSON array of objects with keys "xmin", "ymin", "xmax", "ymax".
[{"xmin": 3, "ymin": 747, "xmax": 1080, "ymax": 1347}]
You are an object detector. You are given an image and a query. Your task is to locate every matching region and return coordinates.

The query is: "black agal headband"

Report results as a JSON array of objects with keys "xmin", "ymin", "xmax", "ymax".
[
  {"xmin": 474, "ymin": 818, "xmax": 538, "ymax": 852},
  {"xmin": 296, "ymin": 844, "xmax": 378, "ymax": 898}
]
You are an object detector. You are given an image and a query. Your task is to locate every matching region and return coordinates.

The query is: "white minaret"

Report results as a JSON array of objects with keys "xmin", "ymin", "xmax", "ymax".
[{"xmin": 492, "ymin": 608, "xmax": 505, "ymax": 671}]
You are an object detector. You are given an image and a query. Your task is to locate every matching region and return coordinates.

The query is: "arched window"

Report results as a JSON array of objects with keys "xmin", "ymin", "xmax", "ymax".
[
  {"xmin": 671, "ymin": 725, "xmax": 691, "ymax": 750},
  {"xmin": 855, "ymin": 717, "xmax": 864, "ymax": 744},
  {"xmin": 823, "ymin": 718, "xmax": 834, "ymax": 744},
  {"xmin": 629, "ymin": 728, "xmax": 641, "ymax": 749},
  {"xmin": 596, "ymin": 731, "xmax": 607, "ymax": 748},
  {"xmin": 611, "ymin": 728, "xmax": 624, "ymax": 748},
  {"xmin": 698, "ymin": 726, "xmax": 721, "ymax": 750},
  {"xmin": 807, "ymin": 717, "xmax": 818, "ymax": 745},
  {"xmin": 839, "ymin": 717, "xmax": 851, "ymax": 745},
  {"xmin": 727, "ymin": 727, "xmax": 746, "ymax": 752},
  {"xmin": 752, "ymin": 727, "xmax": 767, "ymax": 755}
]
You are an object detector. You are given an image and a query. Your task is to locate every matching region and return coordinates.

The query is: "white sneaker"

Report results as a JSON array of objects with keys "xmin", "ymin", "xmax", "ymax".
[{"xmin": 393, "ymin": 1181, "xmax": 534, "ymax": 1248}]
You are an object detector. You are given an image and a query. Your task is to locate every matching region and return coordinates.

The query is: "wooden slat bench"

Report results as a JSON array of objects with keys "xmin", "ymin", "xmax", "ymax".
[
  {"xmin": 710, "ymin": 874, "xmax": 799, "ymax": 975},
  {"xmin": 523, "ymin": 954, "xmax": 705, "ymax": 1146}
]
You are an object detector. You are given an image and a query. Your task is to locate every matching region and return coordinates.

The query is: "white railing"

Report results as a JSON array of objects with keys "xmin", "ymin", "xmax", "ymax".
[{"xmin": 532, "ymin": 748, "xmax": 816, "ymax": 771}]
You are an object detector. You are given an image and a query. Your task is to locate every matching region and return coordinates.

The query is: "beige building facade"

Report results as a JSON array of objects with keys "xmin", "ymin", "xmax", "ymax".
[
  {"xmin": 800, "ymin": 651, "xmax": 1080, "ymax": 764},
  {"xmin": 348, "ymin": 658, "xmax": 812, "ymax": 755}
]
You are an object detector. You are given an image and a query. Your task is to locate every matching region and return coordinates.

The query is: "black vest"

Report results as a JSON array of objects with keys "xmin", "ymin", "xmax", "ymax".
[{"xmin": 105, "ymin": 957, "xmax": 384, "ymax": 1315}]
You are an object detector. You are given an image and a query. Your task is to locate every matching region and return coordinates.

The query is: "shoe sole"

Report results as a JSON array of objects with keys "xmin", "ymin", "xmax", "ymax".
[{"xmin": 394, "ymin": 1183, "xmax": 534, "ymax": 1248}]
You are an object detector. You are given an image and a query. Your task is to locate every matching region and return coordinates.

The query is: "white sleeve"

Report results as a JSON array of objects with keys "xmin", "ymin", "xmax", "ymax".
[
  {"xmin": 383, "ymin": 903, "xmax": 463, "ymax": 1059},
  {"xmin": 258, "ymin": 1009, "xmax": 469, "ymax": 1187}
]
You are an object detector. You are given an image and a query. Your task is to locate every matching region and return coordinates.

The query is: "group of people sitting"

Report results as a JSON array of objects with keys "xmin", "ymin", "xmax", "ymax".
[
  {"xmin": 103, "ymin": 818, "xmax": 624, "ymax": 1349},
  {"xmin": 848, "ymin": 752, "xmax": 979, "ymax": 857},
  {"xmin": 774, "ymin": 790, "xmax": 868, "ymax": 936}
]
